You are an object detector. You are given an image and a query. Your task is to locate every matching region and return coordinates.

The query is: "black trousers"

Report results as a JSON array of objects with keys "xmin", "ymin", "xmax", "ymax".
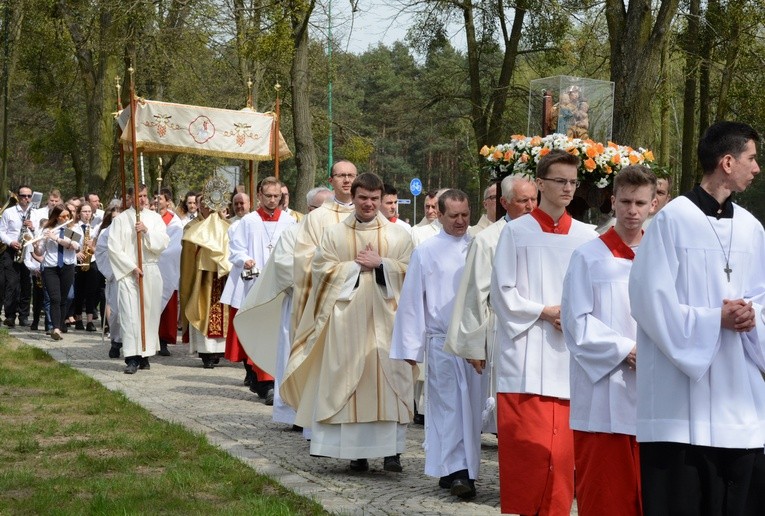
[
  {"xmin": 1, "ymin": 248, "xmax": 30, "ymax": 321},
  {"xmin": 641, "ymin": 441, "xmax": 765, "ymax": 516},
  {"xmin": 42, "ymin": 265, "xmax": 75, "ymax": 331},
  {"xmin": 74, "ymin": 265, "xmax": 100, "ymax": 316}
]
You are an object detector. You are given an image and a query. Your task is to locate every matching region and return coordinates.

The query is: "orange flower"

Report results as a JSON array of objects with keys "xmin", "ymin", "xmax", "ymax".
[
  {"xmin": 644, "ymin": 150, "xmax": 655, "ymax": 161},
  {"xmin": 539, "ymin": 148, "xmax": 551, "ymax": 157},
  {"xmin": 480, "ymin": 145, "xmax": 491, "ymax": 157},
  {"xmin": 512, "ymin": 134, "xmax": 525, "ymax": 141},
  {"xmin": 605, "ymin": 165, "xmax": 613, "ymax": 174},
  {"xmin": 584, "ymin": 158, "xmax": 596, "ymax": 171},
  {"xmin": 530, "ymin": 136, "xmax": 542, "ymax": 146},
  {"xmin": 585, "ymin": 146, "xmax": 598, "ymax": 158},
  {"xmin": 566, "ymin": 147, "xmax": 580, "ymax": 156},
  {"xmin": 520, "ymin": 153, "xmax": 530, "ymax": 163},
  {"xmin": 608, "ymin": 141, "xmax": 618, "ymax": 149},
  {"xmin": 610, "ymin": 154, "xmax": 621, "ymax": 165},
  {"xmin": 629, "ymin": 153, "xmax": 640, "ymax": 164},
  {"xmin": 594, "ymin": 143, "xmax": 605, "ymax": 154},
  {"xmin": 493, "ymin": 149, "xmax": 503, "ymax": 160},
  {"xmin": 504, "ymin": 150, "xmax": 514, "ymax": 161}
]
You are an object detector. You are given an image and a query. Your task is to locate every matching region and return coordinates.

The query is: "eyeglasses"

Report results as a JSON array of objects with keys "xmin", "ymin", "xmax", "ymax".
[
  {"xmin": 332, "ymin": 174, "xmax": 357, "ymax": 180},
  {"xmin": 18, "ymin": 194, "xmax": 32, "ymax": 198},
  {"xmin": 539, "ymin": 178, "xmax": 580, "ymax": 188},
  {"xmin": 484, "ymin": 195, "xmax": 497, "ymax": 201}
]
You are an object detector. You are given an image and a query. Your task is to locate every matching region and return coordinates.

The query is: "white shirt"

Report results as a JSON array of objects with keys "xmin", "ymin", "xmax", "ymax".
[
  {"xmin": 0, "ymin": 204, "xmax": 33, "ymax": 245},
  {"xmin": 39, "ymin": 225, "xmax": 81, "ymax": 267}
]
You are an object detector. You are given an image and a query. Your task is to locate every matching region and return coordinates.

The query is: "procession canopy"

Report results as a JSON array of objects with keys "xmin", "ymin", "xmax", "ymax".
[{"xmin": 117, "ymin": 99, "xmax": 291, "ymax": 161}]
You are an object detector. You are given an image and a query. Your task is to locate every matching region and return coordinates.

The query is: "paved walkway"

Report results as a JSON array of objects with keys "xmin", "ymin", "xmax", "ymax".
[{"xmin": 13, "ymin": 326, "xmax": 510, "ymax": 515}]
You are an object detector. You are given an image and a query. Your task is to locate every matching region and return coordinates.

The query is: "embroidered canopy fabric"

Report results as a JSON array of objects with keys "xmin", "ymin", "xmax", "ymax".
[{"xmin": 117, "ymin": 99, "xmax": 291, "ymax": 161}]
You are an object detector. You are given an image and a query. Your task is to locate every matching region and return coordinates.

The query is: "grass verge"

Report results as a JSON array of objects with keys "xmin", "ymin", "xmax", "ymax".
[{"xmin": 0, "ymin": 333, "xmax": 329, "ymax": 515}]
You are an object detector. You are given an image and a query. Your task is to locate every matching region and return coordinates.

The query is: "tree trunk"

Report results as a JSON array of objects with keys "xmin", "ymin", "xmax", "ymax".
[
  {"xmin": 0, "ymin": 0, "xmax": 25, "ymax": 192},
  {"xmin": 290, "ymin": 2, "xmax": 316, "ymax": 213},
  {"xmin": 679, "ymin": 0, "xmax": 700, "ymax": 193},
  {"xmin": 606, "ymin": 0, "xmax": 680, "ymax": 147}
]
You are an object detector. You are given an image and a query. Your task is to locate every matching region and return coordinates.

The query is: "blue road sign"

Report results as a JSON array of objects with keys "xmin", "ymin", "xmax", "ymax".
[{"xmin": 410, "ymin": 178, "xmax": 423, "ymax": 196}]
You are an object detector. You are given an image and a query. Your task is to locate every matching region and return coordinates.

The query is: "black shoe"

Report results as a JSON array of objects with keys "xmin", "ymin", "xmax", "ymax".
[
  {"xmin": 291, "ymin": 425, "xmax": 303, "ymax": 432},
  {"xmin": 450, "ymin": 478, "xmax": 476, "ymax": 499},
  {"xmin": 201, "ymin": 354, "xmax": 214, "ymax": 369},
  {"xmin": 439, "ymin": 473, "xmax": 454, "ymax": 489},
  {"xmin": 349, "ymin": 459, "xmax": 369, "ymax": 472},
  {"xmin": 158, "ymin": 342, "xmax": 171, "ymax": 356},
  {"xmin": 413, "ymin": 413, "xmax": 425, "ymax": 425},
  {"xmin": 60, "ymin": 325, "xmax": 68, "ymax": 334},
  {"xmin": 3, "ymin": 318, "xmax": 15, "ymax": 328},
  {"xmin": 18, "ymin": 318, "xmax": 27, "ymax": 326},
  {"xmin": 213, "ymin": 356, "xmax": 220, "ymax": 364},
  {"xmin": 74, "ymin": 320, "xmax": 85, "ymax": 331},
  {"xmin": 383, "ymin": 454, "xmax": 402, "ymax": 473},
  {"xmin": 29, "ymin": 323, "xmax": 39, "ymax": 331},
  {"xmin": 139, "ymin": 357, "xmax": 150, "ymax": 370},
  {"xmin": 108, "ymin": 344, "xmax": 121, "ymax": 359},
  {"xmin": 86, "ymin": 322, "xmax": 96, "ymax": 332},
  {"xmin": 265, "ymin": 388, "xmax": 274, "ymax": 406},
  {"xmin": 124, "ymin": 363, "xmax": 138, "ymax": 374}
]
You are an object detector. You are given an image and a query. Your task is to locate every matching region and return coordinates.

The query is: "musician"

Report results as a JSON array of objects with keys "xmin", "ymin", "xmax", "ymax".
[
  {"xmin": 34, "ymin": 204, "xmax": 80, "ymax": 340},
  {"xmin": 72, "ymin": 203, "xmax": 100, "ymax": 332},
  {"xmin": 0, "ymin": 185, "xmax": 35, "ymax": 328}
]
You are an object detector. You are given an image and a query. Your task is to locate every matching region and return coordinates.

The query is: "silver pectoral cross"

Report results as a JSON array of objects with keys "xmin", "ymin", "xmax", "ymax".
[
  {"xmin": 724, "ymin": 263, "xmax": 732, "ymax": 282},
  {"xmin": 267, "ymin": 243, "xmax": 274, "ymax": 253}
]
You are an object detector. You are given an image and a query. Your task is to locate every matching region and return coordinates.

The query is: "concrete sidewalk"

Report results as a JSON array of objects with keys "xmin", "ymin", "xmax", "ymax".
[{"xmin": 13, "ymin": 326, "xmax": 511, "ymax": 515}]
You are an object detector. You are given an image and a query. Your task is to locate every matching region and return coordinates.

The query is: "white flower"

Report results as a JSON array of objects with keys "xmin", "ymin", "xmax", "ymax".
[{"xmin": 596, "ymin": 177, "xmax": 610, "ymax": 189}]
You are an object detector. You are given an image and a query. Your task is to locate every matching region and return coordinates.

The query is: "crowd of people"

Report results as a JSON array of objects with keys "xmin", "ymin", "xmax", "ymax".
[{"xmin": 5, "ymin": 120, "xmax": 765, "ymax": 515}]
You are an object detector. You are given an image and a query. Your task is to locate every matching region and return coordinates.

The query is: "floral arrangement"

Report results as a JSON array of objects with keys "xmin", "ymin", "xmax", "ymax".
[{"xmin": 480, "ymin": 133, "xmax": 655, "ymax": 189}]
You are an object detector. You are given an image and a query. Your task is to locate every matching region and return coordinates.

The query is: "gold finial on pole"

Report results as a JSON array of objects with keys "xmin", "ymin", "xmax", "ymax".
[
  {"xmin": 246, "ymin": 76, "xmax": 253, "ymax": 109},
  {"xmin": 115, "ymin": 76, "xmax": 122, "ymax": 110}
]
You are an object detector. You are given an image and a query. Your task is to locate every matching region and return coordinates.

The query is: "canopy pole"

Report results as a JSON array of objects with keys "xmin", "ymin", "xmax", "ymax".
[
  {"xmin": 116, "ymin": 77, "xmax": 127, "ymax": 209},
  {"xmin": 128, "ymin": 66, "xmax": 147, "ymax": 353}
]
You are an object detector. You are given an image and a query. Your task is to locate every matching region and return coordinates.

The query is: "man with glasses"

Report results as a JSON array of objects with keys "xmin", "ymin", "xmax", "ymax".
[
  {"xmin": 290, "ymin": 160, "xmax": 357, "ymax": 334},
  {"xmin": 0, "ymin": 186, "xmax": 35, "ymax": 327},
  {"xmin": 468, "ymin": 182, "xmax": 498, "ymax": 236},
  {"xmin": 490, "ymin": 150, "xmax": 597, "ymax": 515}
]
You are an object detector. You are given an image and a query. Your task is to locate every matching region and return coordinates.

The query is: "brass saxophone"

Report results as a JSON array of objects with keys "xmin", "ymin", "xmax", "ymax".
[
  {"xmin": 14, "ymin": 209, "xmax": 33, "ymax": 264},
  {"xmin": 80, "ymin": 224, "xmax": 93, "ymax": 271}
]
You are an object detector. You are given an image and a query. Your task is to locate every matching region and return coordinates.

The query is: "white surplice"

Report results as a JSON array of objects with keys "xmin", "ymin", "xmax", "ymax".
[
  {"xmin": 107, "ymin": 208, "xmax": 169, "ymax": 357},
  {"xmin": 467, "ymin": 213, "xmax": 492, "ymax": 237},
  {"xmin": 222, "ymin": 210, "xmax": 295, "ymax": 309},
  {"xmin": 562, "ymin": 236, "xmax": 637, "ymax": 435},
  {"xmin": 391, "ymin": 231, "xmax": 482, "ymax": 479},
  {"xmin": 96, "ymin": 226, "xmax": 121, "ymax": 343},
  {"xmin": 158, "ymin": 212, "xmax": 183, "ymax": 310},
  {"xmin": 629, "ymin": 197, "xmax": 765, "ymax": 448},
  {"xmin": 491, "ymin": 215, "xmax": 597, "ymax": 397},
  {"xmin": 444, "ymin": 217, "xmax": 507, "ymax": 434}
]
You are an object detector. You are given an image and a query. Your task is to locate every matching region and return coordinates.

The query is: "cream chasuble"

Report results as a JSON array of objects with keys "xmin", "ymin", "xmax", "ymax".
[{"xmin": 282, "ymin": 213, "xmax": 414, "ymax": 443}]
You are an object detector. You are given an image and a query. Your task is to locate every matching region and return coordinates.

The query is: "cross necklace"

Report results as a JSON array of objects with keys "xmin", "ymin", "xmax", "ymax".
[
  {"xmin": 261, "ymin": 218, "xmax": 277, "ymax": 254},
  {"xmin": 705, "ymin": 214, "xmax": 733, "ymax": 282}
]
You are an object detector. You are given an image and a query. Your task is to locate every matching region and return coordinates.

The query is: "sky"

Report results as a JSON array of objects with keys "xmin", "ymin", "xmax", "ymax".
[{"xmin": 310, "ymin": 0, "xmax": 414, "ymax": 54}]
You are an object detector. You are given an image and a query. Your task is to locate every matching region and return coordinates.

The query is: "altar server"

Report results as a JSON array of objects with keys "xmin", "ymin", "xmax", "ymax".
[
  {"xmin": 562, "ymin": 165, "xmax": 657, "ymax": 516},
  {"xmin": 490, "ymin": 149, "xmax": 597, "ymax": 515},
  {"xmin": 629, "ymin": 121, "xmax": 765, "ymax": 515}
]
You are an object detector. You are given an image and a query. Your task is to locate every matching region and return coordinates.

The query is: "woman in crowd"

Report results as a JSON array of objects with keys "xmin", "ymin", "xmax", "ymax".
[
  {"xmin": 72, "ymin": 203, "xmax": 100, "ymax": 332},
  {"xmin": 34, "ymin": 204, "xmax": 80, "ymax": 340}
]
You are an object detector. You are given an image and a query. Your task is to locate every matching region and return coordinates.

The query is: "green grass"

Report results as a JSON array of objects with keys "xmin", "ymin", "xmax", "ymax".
[{"xmin": 0, "ymin": 333, "xmax": 329, "ymax": 515}]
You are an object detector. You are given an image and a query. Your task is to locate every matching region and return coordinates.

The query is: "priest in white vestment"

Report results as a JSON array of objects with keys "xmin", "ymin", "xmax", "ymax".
[
  {"xmin": 629, "ymin": 121, "xmax": 765, "ymax": 514},
  {"xmin": 95, "ymin": 205, "xmax": 122, "ymax": 359},
  {"xmin": 490, "ymin": 150, "xmax": 598, "ymax": 515},
  {"xmin": 467, "ymin": 182, "xmax": 498, "ymax": 237},
  {"xmin": 290, "ymin": 162, "xmax": 356, "ymax": 335},
  {"xmin": 107, "ymin": 186, "xmax": 169, "ymax": 374},
  {"xmin": 562, "ymin": 166, "xmax": 657, "ymax": 516},
  {"xmin": 445, "ymin": 174, "xmax": 538, "ymax": 434},
  {"xmin": 282, "ymin": 173, "xmax": 415, "ymax": 473},
  {"xmin": 391, "ymin": 189, "xmax": 482, "ymax": 499}
]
